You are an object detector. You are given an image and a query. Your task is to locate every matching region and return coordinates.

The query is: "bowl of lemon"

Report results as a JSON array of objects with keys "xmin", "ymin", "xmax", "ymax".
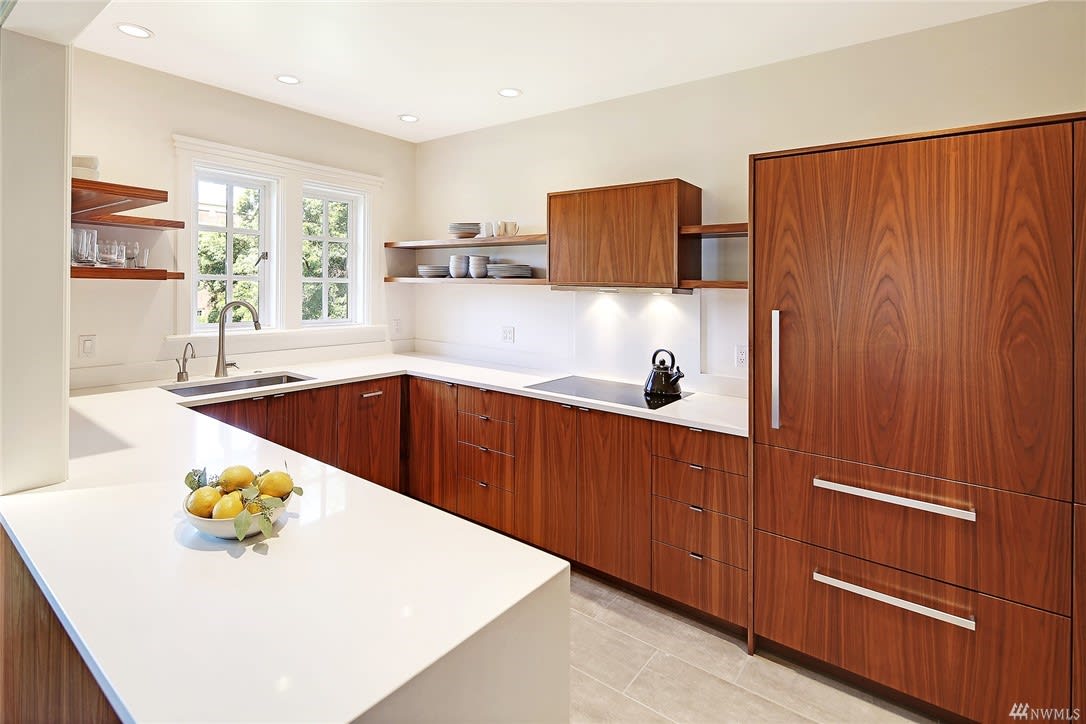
[{"xmin": 183, "ymin": 464, "xmax": 304, "ymax": 541}]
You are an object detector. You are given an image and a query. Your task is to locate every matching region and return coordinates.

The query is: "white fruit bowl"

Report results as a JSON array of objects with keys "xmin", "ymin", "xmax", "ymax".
[{"xmin": 183, "ymin": 491, "xmax": 290, "ymax": 540}]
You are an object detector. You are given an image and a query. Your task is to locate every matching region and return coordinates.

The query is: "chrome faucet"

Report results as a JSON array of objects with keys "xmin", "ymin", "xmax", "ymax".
[
  {"xmin": 215, "ymin": 300, "xmax": 261, "ymax": 377},
  {"xmin": 175, "ymin": 342, "xmax": 196, "ymax": 382}
]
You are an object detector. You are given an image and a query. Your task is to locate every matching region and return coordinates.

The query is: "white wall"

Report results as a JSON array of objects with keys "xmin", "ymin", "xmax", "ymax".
[
  {"xmin": 413, "ymin": 1, "xmax": 1086, "ymax": 395},
  {"xmin": 69, "ymin": 50, "xmax": 418, "ymax": 388},
  {"xmin": 0, "ymin": 30, "xmax": 70, "ymax": 492}
]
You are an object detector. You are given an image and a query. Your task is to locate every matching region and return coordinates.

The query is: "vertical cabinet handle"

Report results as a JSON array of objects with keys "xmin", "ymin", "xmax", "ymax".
[
  {"xmin": 812, "ymin": 571, "xmax": 975, "ymax": 631},
  {"xmin": 771, "ymin": 309, "xmax": 781, "ymax": 429},
  {"xmin": 360, "ymin": 390, "xmax": 384, "ymax": 399}
]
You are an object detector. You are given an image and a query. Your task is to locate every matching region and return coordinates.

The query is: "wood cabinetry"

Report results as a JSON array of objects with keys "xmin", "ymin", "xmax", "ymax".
[
  {"xmin": 1076, "ymin": 121, "xmax": 1085, "ymax": 505},
  {"xmin": 548, "ymin": 179, "xmax": 702, "ymax": 287},
  {"xmin": 336, "ymin": 377, "xmax": 402, "ymax": 491},
  {"xmin": 1075, "ymin": 505, "xmax": 1085, "ymax": 713},
  {"xmin": 513, "ymin": 398, "xmax": 578, "ymax": 559},
  {"xmin": 192, "ymin": 396, "xmax": 268, "ymax": 438},
  {"xmin": 406, "ymin": 377, "xmax": 458, "ymax": 511},
  {"xmin": 265, "ymin": 387, "xmax": 339, "ymax": 466}
]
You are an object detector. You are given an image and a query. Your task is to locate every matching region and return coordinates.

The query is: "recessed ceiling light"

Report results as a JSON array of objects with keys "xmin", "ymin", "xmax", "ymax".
[
  {"xmin": 276, "ymin": 75, "xmax": 301, "ymax": 85},
  {"xmin": 498, "ymin": 88, "xmax": 523, "ymax": 98},
  {"xmin": 116, "ymin": 23, "xmax": 153, "ymax": 39},
  {"xmin": 398, "ymin": 114, "xmax": 419, "ymax": 123}
]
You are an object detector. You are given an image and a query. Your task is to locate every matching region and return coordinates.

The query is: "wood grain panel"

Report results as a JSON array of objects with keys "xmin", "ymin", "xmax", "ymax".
[
  {"xmin": 1074, "ymin": 505, "xmax": 1085, "ymax": 712},
  {"xmin": 1, "ymin": 527, "xmax": 119, "ymax": 723},
  {"xmin": 547, "ymin": 191, "xmax": 586, "ymax": 284},
  {"xmin": 676, "ymin": 180, "xmax": 704, "ymax": 282},
  {"xmin": 456, "ymin": 411, "xmax": 514, "ymax": 454},
  {"xmin": 457, "ymin": 442, "xmax": 515, "ymax": 492},
  {"xmin": 577, "ymin": 408, "xmax": 653, "ymax": 588},
  {"xmin": 651, "ymin": 496, "xmax": 747, "ymax": 569},
  {"xmin": 652, "ymin": 456, "xmax": 747, "ymax": 518},
  {"xmin": 651, "ymin": 541, "xmax": 746, "ymax": 626},
  {"xmin": 513, "ymin": 397, "xmax": 578, "ymax": 559},
  {"xmin": 833, "ymin": 125, "xmax": 1073, "ymax": 500},
  {"xmin": 335, "ymin": 377, "xmax": 402, "ymax": 491},
  {"xmin": 193, "ymin": 397, "xmax": 268, "ymax": 438},
  {"xmin": 456, "ymin": 386, "xmax": 516, "ymax": 423},
  {"xmin": 265, "ymin": 387, "xmax": 339, "ymax": 465},
  {"xmin": 1075, "ymin": 122, "xmax": 1085, "ymax": 504},
  {"xmin": 754, "ymin": 531, "xmax": 1070, "ymax": 722},
  {"xmin": 406, "ymin": 377, "xmax": 458, "ymax": 511},
  {"xmin": 651, "ymin": 423, "xmax": 748, "ymax": 474},
  {"xmin": 754, "ymin": 444, "xmax": 1071, "ymax": 615},
  {"xmin": 582, "ymin": 183, "xmax": 674, "ymax": 287},
  {"xmin": 456, "ymin": 477, "xmax": 514, "ymax": 532}
]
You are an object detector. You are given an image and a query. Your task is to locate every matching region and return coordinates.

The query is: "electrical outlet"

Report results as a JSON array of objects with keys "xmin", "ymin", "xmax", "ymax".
[
  {"xmin": 501, "ymin": 326, "xmax": 515, "ymax": 344},
  {"xmin": 734, "ymin": 344, "xmax": 748, "ymax": 369},
  {"xmin": 391, "ymin": 318, "xmax": 403, "ymax": 336},
  {"xmin": 78, "ymin": 334, "xmax": 96, "ymax": 359}
]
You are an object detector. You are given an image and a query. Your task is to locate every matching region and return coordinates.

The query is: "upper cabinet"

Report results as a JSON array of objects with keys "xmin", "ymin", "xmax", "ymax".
[{"xmin": 547, "ymin": 179, "xmax": 701, "ymax": 287}]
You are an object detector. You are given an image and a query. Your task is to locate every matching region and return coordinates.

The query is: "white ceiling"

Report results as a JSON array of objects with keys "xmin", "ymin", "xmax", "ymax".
[{"xmin": 33, "ymin": 1, "xmax": 1035, "ymax": 142}]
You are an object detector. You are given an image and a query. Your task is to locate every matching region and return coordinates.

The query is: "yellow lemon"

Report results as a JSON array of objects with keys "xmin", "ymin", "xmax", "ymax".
[
  {"xmin": 211, "ymin": 491, "xmax": 244, "ymax": 519},
  {"xmin": 186, "ymin": 486, "xmax": 222, "ymax": 518},
  {"xmin": 258, "ymin": 471, "xmax": 294, "ymax": 498},
  {"xmin": 218, "ymin": 465, "xmax": 256, "ymax": 493},
  {"xmin": 246, "ymin": 494, "xmax": 278, "ymax": 514}
]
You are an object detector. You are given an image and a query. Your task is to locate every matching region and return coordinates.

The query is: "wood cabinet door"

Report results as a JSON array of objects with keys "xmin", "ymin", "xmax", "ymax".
[
  {"xmin": 547, "ymin": 192, "xmax": 586, "ymax": 284},
  {"xmin": 406, "ymin": 377, "xmax": 458, "ymax": 511},
  {"xmin": 1075, "ymin": 505, "xmax": 1085, "ymax": 713},
  {"xmin": 265, "ymin": 387, "xmax": 339, "ymax": 465},
  {"xmin": 576, "ymin": 407, "xmax": 652, "ymax": 587},
  {"xmin": 583, "ymin": 183, "xmax": 674, "ymax": 286},
  {"xmin": 336, "ymin": 377, "xmax": 402, "ymax": 491},
  {"xmin": 193, "ymin": 397, "xmax": 268, "ymax": 438},
  {"xmin": 513, "ymin": 397, "xmax": 578, "ymax": 559},
  {"xmin": 833, "ymin": 125, "xmax": 1073, "ymax": 499},
  {"xmin": 752, "ymin": 151, "xmax": 847, "ymax": 455},
  {"xmin": 1075, "ymin": 122, "xmax": 1085, "ymax": 504}
]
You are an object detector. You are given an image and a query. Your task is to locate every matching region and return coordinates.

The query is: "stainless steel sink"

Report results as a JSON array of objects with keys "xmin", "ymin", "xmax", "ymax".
[{"xmin": 163, "ymin": 372, "xmax": 313, "ymax": 397}]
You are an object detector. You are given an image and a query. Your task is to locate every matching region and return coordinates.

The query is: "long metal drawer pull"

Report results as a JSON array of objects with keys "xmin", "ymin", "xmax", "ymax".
[
  {"xmin": 360, "ymin": 390, "xmax": 384, "ymax": 398},
  {"xmin": 812, "ymin": 571, "xmax": 975, "ymax": 631},
  {"xmin": 812, "ymin": 476, "xmax": 976, "ymax": 522},
  {"xmin": 771, "ymin": 309, "xmax": 781, "ymax": 429}
]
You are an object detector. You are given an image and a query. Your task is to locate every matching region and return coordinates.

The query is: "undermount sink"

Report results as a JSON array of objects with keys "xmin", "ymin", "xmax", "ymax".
[{"xmin": 163, "ymin": 372, "xmax": 313, "ymax": 397}]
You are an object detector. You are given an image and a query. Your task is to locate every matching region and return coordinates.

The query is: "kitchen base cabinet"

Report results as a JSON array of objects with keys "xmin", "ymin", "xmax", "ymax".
[
  {"xmin": 577, "ymin": 408, "xmax": 652, "ymax": 589},
  {"xmin": 456, "ymin": 477, "xmax": 514, "ymax": 531},
  {"xmin": 513, "ymin": 398, "xmax": 578, "ymax": 560},
  {"xmin": 265, "ymin": 386, "xmax": 339, "ymax": 465},
  {"xmin": 652, "ymin": 541, "xmax": 746, "ymax": 625},
  {"xmin": 336, "ymin": 377, "xmax": 402, "ymax": 491},
  {"xmin": 1075, "ymin": 505, "xmax": 1085, "ymax": 713},
  {"xmin": 754, "ymin": 531, "xmax": 1070, "ymax": 722},
  {"xmin": 193, "ymin": 396, "xmax": 268, "ymax": 438},
  {"xmin": 407, "ymin": 377, "xmax": 458, "ymax": 511},
  {"xmin": 651, "ymin": 496, "xmax": 746, "ymax": 569}
]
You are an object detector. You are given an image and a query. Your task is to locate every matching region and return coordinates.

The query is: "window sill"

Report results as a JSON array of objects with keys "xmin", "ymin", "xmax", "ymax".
[{"xmin": 166, "ymin": 324, "xmax": 388, "ymax": 357}]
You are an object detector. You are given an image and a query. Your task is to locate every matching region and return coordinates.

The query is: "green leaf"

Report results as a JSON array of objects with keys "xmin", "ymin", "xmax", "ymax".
[
  {"xmin": 255, "ymin": 469, "xmax": 270, "ymax": 478},
  {"xmin": 184, "ymin": 470, "xmax": 200, "ymax": 491},
  {"xmin": 291, "ymin": 485, "xmax": 304, "ymax": 496},
  {"xmin": 261, "ymin": 496, "xmax": 285, "ymax": 510},
  {"xmin": 233, "ymin": 510, "xmax": 252, "ymax": 541},
  {"xmin": 198, "ymin": 467, "xmax": 208, "ymax": 487},
  {"xmin": 257, "ymin": 514, "xmax": 274, "ymax": 538},
  {"xmin": 240, "ymin": 486, "xmax": 260, "ymax": 501}
]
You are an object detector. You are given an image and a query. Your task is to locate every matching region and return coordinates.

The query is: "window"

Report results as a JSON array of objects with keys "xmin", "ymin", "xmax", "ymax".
[
  {"xmin": 302, "ymin": 190, "xmax": 357, "ymax": 324},
  {"xmin": 193, "ymin": 170, "xmax": 274, "ymax": 329}
]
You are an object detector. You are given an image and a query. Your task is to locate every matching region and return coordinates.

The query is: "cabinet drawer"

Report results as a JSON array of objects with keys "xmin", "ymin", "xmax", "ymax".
[
  {"xmin": 652, "ymin": 423, "xmax": 747, "ymax": 474},
  {"xmin": 456, "ymin": 477, "xmax": 513, "ymax": 532},
  {"xmin": 652, "ymin": 456, "xmax": 746, "ymax": 518},
  {"xmin": 754, "ymin": 444, "xmax": 1072, "ymax": 615},
  {"xmin": 652, "ymin": 541, "xmax": 746, "ymax": 626},
  {"xmin": 457, "ymin": 442, "xmax": 515, "ymax": 491},
  {"xmin": 754, "ymin": 531, "xmax": 1070, "ymax": 722},
  {"xmin": 457, "ymin": 386, "xmax": 515, "ymax": 423},
  {"xmin": 457, "ymin": 411, "xmax": 514, "ymax": 455},
  {"xmin": 652, "ymin": 496, "xmax": 746, "ymax": 569}
]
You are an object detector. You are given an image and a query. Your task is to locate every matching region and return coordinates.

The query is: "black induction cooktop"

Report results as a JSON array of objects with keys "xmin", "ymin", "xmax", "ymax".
[{"xmin": 526, "ymin": 375, "xmax": 691, "ymax": 410}]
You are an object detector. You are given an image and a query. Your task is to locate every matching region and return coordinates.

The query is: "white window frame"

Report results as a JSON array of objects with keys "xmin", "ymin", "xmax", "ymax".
[
  {"xmin": 301, "ymin": 186, "xmax": 363, "ymax": 326},
  {"xmin": 172, "ymin": 135, "xmax": 384, "ymax": 343},
  {"xmin": 192, "ymin": 168, "xmax": 276, "ymax": 331}
]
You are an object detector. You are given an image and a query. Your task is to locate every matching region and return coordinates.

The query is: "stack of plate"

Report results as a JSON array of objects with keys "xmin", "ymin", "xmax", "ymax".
[
  {"xmin": 417, "ymin": 264, "xmax": 450, "ymax": 278},
  {"xmin": 449, "ymin": 222, "xmax": 481, "ymax": 239},
  {"xmin": 488, "ymin": 264, "xmax": 532, "ymax": 279},
  {"xmin": 469, "ymin": 255, "xmax": 490, "ymax": 278}
]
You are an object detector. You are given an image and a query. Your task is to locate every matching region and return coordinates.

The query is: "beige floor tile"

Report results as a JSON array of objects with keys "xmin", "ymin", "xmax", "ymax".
[
  {"xmin": 571, "ymin": 609, "xmax": 658, "ymax": 691},
  {"xmin": 626, "ymin": 652, "xmax": 813, "ymax": 723},
  {"xmin": 734, "ymin": 654, "xmax": 929, "ymax": 723},
  {"xmin": 572, "ymin": 572, "xmax": 619, "ymax": 618},
  {"xmin": 570, "ymin": 666, "xmax": 674, "ymax": 724},
  {"xmin": 596, "ymin": 589, "xmax": 748, "ymax": 682}
]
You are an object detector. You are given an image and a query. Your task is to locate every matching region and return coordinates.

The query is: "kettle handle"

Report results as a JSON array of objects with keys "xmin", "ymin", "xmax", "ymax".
[{"xmin": 651, "ymin": 348, "xmax": 675, "ymax": 368}]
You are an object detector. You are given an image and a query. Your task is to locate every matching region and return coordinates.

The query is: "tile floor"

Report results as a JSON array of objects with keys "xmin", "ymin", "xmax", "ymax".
[{"xmin": 569, "ymin": 571, "xmax": 934, "ymax": 723}]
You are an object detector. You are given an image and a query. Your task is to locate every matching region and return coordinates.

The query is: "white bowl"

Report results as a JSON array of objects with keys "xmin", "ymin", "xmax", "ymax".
[{"xmin": 183, "ymin": 491, "xmax": 290, "ymax": 540}]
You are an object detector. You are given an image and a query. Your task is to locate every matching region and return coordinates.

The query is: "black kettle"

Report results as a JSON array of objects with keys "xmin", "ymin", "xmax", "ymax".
[{"xmin": 644, "ymin": 349, "xmax": 684, "ymax": 396}]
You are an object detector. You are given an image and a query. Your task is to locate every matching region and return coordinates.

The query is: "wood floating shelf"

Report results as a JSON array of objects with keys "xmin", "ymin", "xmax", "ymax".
[
  {"xmin": 384, "ymin": 276, "xmax": 548, "ymax": 285},
  {"xmin": 679, "ymin": 222, "xmax": 748, "ymax": 238},
  {"xmin": 676, "ymin": 279, "xmax": 748, "ymax": 290},
  {"xmin": 71, "ymin": 267, "xmax": 185, "ymax": 281},
  {"xmin": 384, "ymin": 234, "xmax": 547, "ymax": 250},
  {"xmin": 70, "ymin": 178, "xmax": 185, "ymax": 230}
]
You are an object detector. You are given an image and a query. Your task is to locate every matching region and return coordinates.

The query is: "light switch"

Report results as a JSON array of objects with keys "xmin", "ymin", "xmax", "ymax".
[{"xmin": 78, "ymin": 334, "xmax": 96, "ymax": 358}]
